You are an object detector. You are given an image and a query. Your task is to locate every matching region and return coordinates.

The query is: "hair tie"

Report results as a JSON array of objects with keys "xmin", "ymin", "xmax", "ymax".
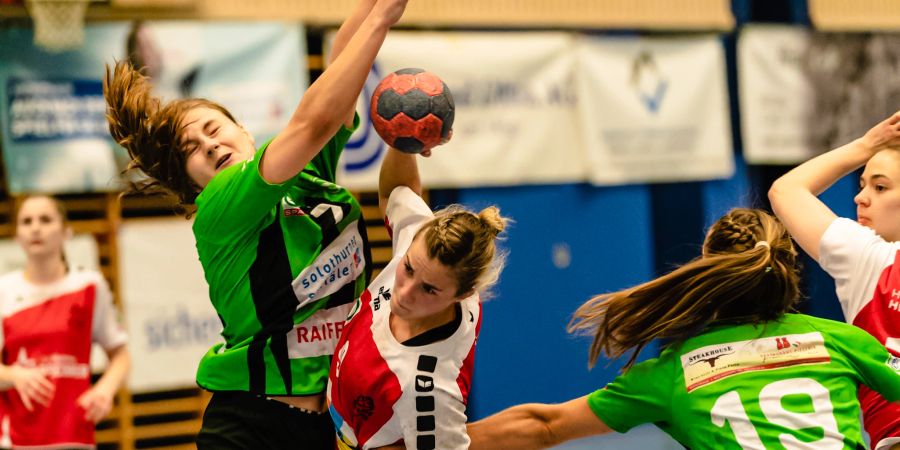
[{"xmin": 755, "ymin": 241, "xmax": 770, "ymax": 249}]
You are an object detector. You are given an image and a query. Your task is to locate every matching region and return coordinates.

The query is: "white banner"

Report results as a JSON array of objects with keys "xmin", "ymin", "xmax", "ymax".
[
  {"xmin": 337, "ymin": 32, "xmax": 586, "ymax": 190},
  {"xmin": 738, "ymin": 25, "xmax": 814, "ymax": 164},
  {"xmin": 118, "ymin": 218, "xmax": 221, "ymax": 393},
  {"xmin": 577, "ymin": 35, "xmax": 733, "ymax": 185}
]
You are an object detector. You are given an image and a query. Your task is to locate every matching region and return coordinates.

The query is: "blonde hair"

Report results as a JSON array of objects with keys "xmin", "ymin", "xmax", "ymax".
[
  {"xmin": 415, "ymin": 205, "xmax": 509, "ymax": 298},
  {"xmin": 569, "ymin": 208, "xmax": 800, "ymax": 369},
  {"xmin": 104, "ymin": 60, "xmax": 237, "ymax": 212}
]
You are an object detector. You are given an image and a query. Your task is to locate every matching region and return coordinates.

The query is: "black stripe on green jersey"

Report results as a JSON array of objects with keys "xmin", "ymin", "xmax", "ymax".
[{"xmin": 248, "ymin": 206, "xmax": 299, "ymax": 394}]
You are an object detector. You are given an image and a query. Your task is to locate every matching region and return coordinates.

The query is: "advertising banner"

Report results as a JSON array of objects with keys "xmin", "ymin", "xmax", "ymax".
[
  {"xmin": 577, "ymin": 35, "xmax": 734, "ymax": 184},
  {"xmin": 0, "ymin": 22, "xmax": 305, "ymax": 194},
  {"xmin": 738, "ymin": 25, "xmax": 814, "ymax": 164},
  {"xmin": 336, "ymin": 32, "xmax": 586, "ymax": 190}
]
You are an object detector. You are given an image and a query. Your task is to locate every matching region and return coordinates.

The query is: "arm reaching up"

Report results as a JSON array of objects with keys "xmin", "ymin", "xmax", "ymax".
[
  {"xmin": 769, "ymin": 112, "xmax": 900, "ymax": 260},
  {"xmin": 260, "ymin": 0, "xmax": 409, "ymax": 184}
]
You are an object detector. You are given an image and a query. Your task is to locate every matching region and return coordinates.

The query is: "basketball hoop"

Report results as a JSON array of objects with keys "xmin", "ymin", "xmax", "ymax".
[{"xmin": 25, "ymin": 0, "xmax": 91, "ymax": 52}]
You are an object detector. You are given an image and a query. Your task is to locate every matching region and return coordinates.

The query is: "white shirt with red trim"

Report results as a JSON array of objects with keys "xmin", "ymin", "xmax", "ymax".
[
  {"xmin": 0, "ymin": 269, "xmax": 127, "ymax": 449},
  {"xmin": 820, "ymin": 218, "xmax": 900, "ymax": 449},
  {"xmin": 327, "ymin": 186, "xmax": 480, "ymax": 450}
]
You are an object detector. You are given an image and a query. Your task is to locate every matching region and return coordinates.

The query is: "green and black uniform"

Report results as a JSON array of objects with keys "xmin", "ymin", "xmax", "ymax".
[{"xmin": 194, "ymin": 118, "xmax": 371, "ymax": 448}]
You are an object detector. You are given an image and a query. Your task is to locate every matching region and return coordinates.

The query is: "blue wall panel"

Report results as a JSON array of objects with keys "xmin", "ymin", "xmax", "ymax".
[{"xmin": 438, "ymin": 183, "xmax": 655, "ymax": 420}]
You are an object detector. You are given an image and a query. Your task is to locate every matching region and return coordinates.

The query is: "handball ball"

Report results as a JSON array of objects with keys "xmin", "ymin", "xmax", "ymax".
[{"xmin": 370, "ymin": 68, "xmax": 455, "ymax": 154}]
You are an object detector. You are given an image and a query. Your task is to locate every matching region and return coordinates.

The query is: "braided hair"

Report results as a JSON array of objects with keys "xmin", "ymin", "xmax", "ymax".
[
  {"xmin": 415, "ymin": 205, "xmax": 508, "ymax": 298},
  {"xmin": 569, "ymin": 208, "xmax": 801, "ymax": 369}
]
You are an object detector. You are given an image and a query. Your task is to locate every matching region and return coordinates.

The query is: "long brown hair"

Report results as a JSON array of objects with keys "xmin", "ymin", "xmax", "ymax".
[
  {"xmin": 569, "ymin": 208, "xmax": 800, "ymax": 369},
  {"xmin": 415, "ymin": 205, "xmax": 509, "ymax": 298},
  {"xmin": 103, "ymin": 60, "xmax": 237, "ymax": 211}
]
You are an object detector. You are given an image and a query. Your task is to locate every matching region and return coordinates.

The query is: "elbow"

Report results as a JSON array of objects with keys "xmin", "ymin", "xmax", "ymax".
[{"xmin": 767, "ymin": 179, "xmax": 787, "ymax": 208}]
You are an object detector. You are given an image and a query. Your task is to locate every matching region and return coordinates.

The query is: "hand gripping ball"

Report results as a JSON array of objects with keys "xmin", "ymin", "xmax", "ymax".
[{"xmin": 370, "ymin": 68, "xmax": 455, "ymax": 154}]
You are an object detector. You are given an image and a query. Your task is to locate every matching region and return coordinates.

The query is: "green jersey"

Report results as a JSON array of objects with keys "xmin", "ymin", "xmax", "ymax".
[
  {"xmin": 588, "ymin": 314, "xmax": 900, "ymax": 449},
  {"xmin": 193, "ymin": 117, "xmax": 371, "ymax": 396}
]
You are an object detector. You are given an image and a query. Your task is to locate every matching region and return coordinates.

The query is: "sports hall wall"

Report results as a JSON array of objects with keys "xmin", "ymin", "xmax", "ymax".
[{"xmin": 0, "ymin": 0, "xmax": 897, "ymax": 447}]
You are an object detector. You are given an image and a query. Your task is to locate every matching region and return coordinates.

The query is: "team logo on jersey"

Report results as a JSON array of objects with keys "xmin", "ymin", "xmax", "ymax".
[
  {"xmin": 352, "ymin": 395, "xmax": 375, "ymax": 422},
  {"xmin": 888, "ymin": 356, "xmax": 900, "ymax": 371}
]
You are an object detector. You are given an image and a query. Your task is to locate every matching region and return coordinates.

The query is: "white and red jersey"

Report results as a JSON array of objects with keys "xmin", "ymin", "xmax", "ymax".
[
  {"xmin": 820, "ymin": 218, "xmax": 900, "ymax": 449},
  {"xmin": 0, "ymin": 269, "xmax": 127, "ymax": 449},
  {"xmin": 327, "ymin": 187, "xmax": 481, "ymax": 450}
]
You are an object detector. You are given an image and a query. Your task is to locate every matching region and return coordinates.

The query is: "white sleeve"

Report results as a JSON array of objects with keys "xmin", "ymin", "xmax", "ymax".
[
  {"xmin": 385, "ymin": 186, "xmax": 434, "ymax": 256},
  {"xmin": 819, "ymin": 218, "xmax": 899, "ymax": 322},
  {"xmin": 91, "ymin": 273, "xmax": 128, "ymax": 350},
  {"xmin": 400, "ymin": 387, "xmax": 470, "ymax": 450}
]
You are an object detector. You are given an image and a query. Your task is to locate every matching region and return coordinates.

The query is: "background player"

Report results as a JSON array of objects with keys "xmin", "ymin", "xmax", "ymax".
[
  {"xmin": 0, "ymin": 195, "xmax": 130, "ymax": 449},
  {"xmin": 769, "ymin": 111, "xmax": 900, "ymax": 450}
]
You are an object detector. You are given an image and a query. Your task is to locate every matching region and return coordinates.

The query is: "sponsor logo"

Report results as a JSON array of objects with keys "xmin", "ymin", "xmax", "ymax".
[
  {"xmin": 283, "ymin": 207, "xmax": 306, "ymax": 217},
  {"xmin": 296, "ymin": 320, "xmax": 345, "ymax": 344},
  {"xmin": 287, "ymin": 304, "xmax": 353, "ymax": 359},
  {"xmin": 143, "ymin": 307, "xmax": 222, "ymax": 351},
  {"xmin": 775, "ymin": 337, "xmax": 797, "ymax": 350},
  {"xmin": 687, "ymin": 345, "xmax": 735, "ymax": 368},
  {"xmin": 630, "ymin": 51, "xmax": 668, "ymax": 114},
  {"xmin": 680, "ymin": 332, "xmax": 830, "ymax": 392},
  {"xmin": 293, "ymin": 225, "xmax": 366, "ymax": 305},
  {"xmin": 373, "ymin": 285, "xmax": 391, "ymax": 312},
  {"xmin": 16, "ymin": 348, "xmax": 89, "ymax": 380}
]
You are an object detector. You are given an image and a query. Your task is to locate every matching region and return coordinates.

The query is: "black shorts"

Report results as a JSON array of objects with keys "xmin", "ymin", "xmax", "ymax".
[{"xmin": 197, "ymin": 391, "xmax": 334, "ymax": 450}]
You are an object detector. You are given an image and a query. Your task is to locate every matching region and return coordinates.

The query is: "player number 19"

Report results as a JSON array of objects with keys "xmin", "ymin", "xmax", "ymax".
[{"xmin": 710, "ymin": 378, "xmax": 844, "ymax": 449}]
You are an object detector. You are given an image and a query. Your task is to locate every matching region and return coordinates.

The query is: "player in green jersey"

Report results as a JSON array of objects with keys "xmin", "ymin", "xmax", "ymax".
[
  {"xmin": 467, "ymin": 208, "xmax": 900, "ymax": 450},
  {"xmin": 103, "ymin": 0, "xmax": 408, "ymax": 448}
]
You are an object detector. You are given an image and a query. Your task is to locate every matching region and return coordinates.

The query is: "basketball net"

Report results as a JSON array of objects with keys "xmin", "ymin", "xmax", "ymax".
[{"xmin": 25, "ymin": 0, "xmax": 90, "ymax": 52}]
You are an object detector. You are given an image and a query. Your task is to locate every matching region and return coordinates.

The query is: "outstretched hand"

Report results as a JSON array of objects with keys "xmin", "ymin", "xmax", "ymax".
[
  {"xmin": 11, "ymin": 366, "xmax": 54, "ymax": 411},
  {"xmin": 77, "ymin": 386, "xmax": 115, "ymax": 423},
  {"xmin": 861, "ymin": 111, "xmax": 900, "ymax": 153}
]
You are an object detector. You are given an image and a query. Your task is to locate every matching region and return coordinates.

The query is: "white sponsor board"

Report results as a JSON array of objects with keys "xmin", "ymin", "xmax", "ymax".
[
  {"xmin": 577, "ymin": 35, "xmax": 734, "ymax": 185},
  {"xmin": 739, "ymin": 25, "xmax": 815, "ymax": 164},
  {"xmin": 337, "ymin": 31, "xmax": 586, "ymax": 190},
  {"xmin": 118, "ymin": 218, "xmax": 221, "ymax": 392}
]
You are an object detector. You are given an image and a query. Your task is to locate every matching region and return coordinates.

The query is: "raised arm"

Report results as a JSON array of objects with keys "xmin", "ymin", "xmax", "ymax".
[
  {"xmin": 467, "ymin": 396, "xmax": 612, "ymax": 450},
  {"xmin": 769, "ymin": 112, "xmax": 900, "ymax": 261},
  {"xmin": 329, "ymin": 0, "xmax": 377, "ymax": 129},
  {"xmin": 260, "ymin": 0, "xmax": 408, "ymax": 184},
  {"xmin": 378, "ymin": 147, "xmax": 422, "ymax": 217}
]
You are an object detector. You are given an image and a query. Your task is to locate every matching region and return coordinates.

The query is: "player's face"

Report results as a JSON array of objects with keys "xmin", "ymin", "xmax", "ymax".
[
  {"xmin": 855, "ymin": 149, "xmax": 900, "ymax": 241},
  {"xmin": 15, "ymin": 197, "xmax": 69, "ymax": 260},
  {"xmin": 181, "ymin": 107, "xmax": 256, "ymax": 189},
  {"xmin": 392, "ymin": 235, "xmax": 464, "ymax": 322}
]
